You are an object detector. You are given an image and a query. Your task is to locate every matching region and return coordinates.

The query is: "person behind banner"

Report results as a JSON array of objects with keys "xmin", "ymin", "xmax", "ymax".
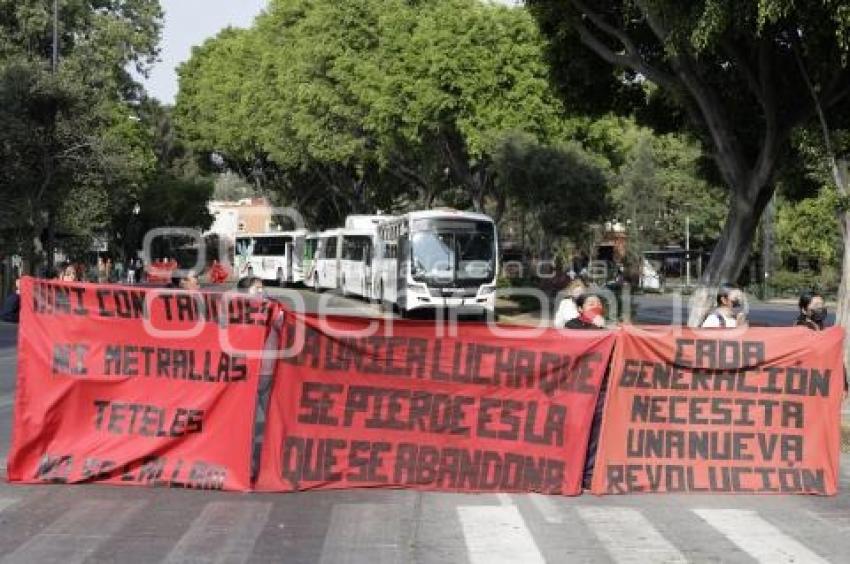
[
  {"xmin": 554, "ymin": 278, "xmax": 588, "ymax": 328},
  {"xmin": 565, "ymin": 293, "xmax": 606, "ymax": 330},
  {"xmin": 170, "ymin": 270, "xmax": 200, "ymax": 290},
  {"xmin": 237, "ymin": 276, "xmax": 264, "ymax": 296},
  {"xmin": 701, "ymin": 283, "xmax": 747, "ymax": 328},
  {"xmin": 796, "ymin": 291, "xmax": 827, "ymax": 330},
  {"xmin": 565, "ymin": 293, "xmax": 607, "ymax": 489},
  {"xmin": 58, "ymin": 263, "xmax": 77, "ymax": 282}
]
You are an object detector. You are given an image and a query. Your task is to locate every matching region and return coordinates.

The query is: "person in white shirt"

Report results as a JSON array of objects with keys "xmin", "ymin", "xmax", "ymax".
[
  {"xmin": 701, "ymin": 284, "xmax": 748, "ymax": 328},
  {"xmin": 554, "ymin": 278, "xmax": 588, "ymax": 328}
]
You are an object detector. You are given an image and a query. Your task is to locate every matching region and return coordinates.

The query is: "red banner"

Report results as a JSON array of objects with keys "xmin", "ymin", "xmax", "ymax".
[
  {"xmin": 591, "ymin": 326, "xmax": 845, "ymax": 495},
  {"xmin": 255, "ymin": 311, "xmax": 616, "ymax": 495},
  {"xmin": 7, "ymin": 277, "xmax": 271, "ymax": 491}
]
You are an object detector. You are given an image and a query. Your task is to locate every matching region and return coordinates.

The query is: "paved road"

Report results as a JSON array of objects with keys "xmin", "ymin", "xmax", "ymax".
[{"xmin": 2, "ymin": 291, "xmax": 850, "ymax": 562}]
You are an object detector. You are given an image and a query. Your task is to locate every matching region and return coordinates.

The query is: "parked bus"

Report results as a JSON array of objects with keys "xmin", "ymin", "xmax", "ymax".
[
  {"xmin": 337, "ymin": 215, "xmax": 390, "ymax": 299},
  {"xmin": 301, "ymin": 233, "xmax": 320, "ymax": 286},
  {"xmin": 311, "ymin": 229, "xmax": 343, "ymax": 291},
  {"xmin": 374, "ymin": 210, "xmax": 498, "ymax": 315},
  {"xmin": 233, "ymin": 230, "xmax": 306, "ymax": 285}
]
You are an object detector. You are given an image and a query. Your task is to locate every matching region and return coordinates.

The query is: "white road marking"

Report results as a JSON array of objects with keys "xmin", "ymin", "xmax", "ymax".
[
  {"xmin": 496, "ymin": 493, "xmax": 513, "ymax": 506},
  {"xmin": 694, "ymin": 508, "xmax": 829, "ymax": 564},
  {"xmin": 577, "ymin": 506, "xmax": 687, "ymax": 563},
  {"xmin": 319, "ymin": 503, "xmax": 406, "ymax": 564},
  {"xmin": 458, "ymin": 505, "xmax": 545, "ymax": 564},
  {"xmin": 1, "ymin": 500, "xmax": 145, "ymax": 564},
  {"xmin": 528, "ymin": 493, "xmax": 564, "ymax": 524},
  {"xmin": 164, "ymin": 501, "xmax": 272, "ymax": 564}
]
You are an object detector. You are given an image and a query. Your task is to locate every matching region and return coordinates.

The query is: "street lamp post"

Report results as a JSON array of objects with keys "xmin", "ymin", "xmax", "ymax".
[
  {"xmin": 52, "ymin": 0, "xmax": 59, "ymax": 72},
  {"xmin": 686, "ymin": 213, "xmax": 691, "ymax": 288}
]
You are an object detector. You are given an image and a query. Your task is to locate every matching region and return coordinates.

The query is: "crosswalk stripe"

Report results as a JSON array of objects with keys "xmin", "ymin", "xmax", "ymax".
[
  {"xmin": 577, "ymin": 506, "xmax": 687, "ymax": 563},
  {"xmin": 528, "ymin": 493, "xmax": 564, "ymax": 524},
  {"xmin": 319, "ymin": 503, "xmax": 407, "ymax": 564},
  {"xmin": 694, "ymin": 508, "xmax": 829, "ymax": 564},
  {"xmin": 164, "ymin": 501, "xmax": 272, "ymax": 564},
  {"xmin": 458, "ymin": 505, "xmax": 545, "ymax": 564},
  {"xmin": 1, "ymin": 499, "xmax": 145, "ymax": 564}
]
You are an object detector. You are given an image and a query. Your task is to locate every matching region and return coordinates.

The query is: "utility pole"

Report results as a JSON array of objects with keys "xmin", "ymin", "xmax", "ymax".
[
  {"xmin": 685, "ymin": 213, "xmax": 691, "ymax": 288},
  {"xmin": 46, "ymin": 0, "xmax": 59, "ymax": 274},
  {"xmin": 762, "ymin": 194, "xmax": 775, "ymax": 299}
]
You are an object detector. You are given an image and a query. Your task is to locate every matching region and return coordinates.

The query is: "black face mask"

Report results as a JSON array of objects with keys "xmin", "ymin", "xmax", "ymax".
[
  {"xmin": 730, "ymin": 299, "xmax": 742, "ymax": 310},
  {"xmin": 810, "ymin": 308, "xmax": 827, "ymax": 323}
]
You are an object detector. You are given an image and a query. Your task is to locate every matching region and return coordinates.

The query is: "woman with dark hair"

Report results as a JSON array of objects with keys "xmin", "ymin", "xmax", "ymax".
[
  {"xmin": 565, "ymin": 293, "xmax": 606, "ymax": 330},
  {"xmin": 564, "ymin": 292, "xmax": 608, "ymax": 489},
  {"xmin": 237, "ymin": 276, "xmax": 264, "ymax": 296},
  {"xmin": 702, "ymin": 283, "xmax": 747, "ymax": 328},
  {"xmin": 796, "ymin": 291, "xmax": 827, "ymax": 330}
]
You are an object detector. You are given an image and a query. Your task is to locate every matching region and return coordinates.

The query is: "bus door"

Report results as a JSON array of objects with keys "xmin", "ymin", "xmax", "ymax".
[{"xmin": 285, "ymin": 242, "xmax": 294, "ymax": 283}]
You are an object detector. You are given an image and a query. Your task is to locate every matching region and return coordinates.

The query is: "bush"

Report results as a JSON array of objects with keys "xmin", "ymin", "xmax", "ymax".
[{"xmin": 768, "ymin": 269, "xmax": 839, "ymax": 298}]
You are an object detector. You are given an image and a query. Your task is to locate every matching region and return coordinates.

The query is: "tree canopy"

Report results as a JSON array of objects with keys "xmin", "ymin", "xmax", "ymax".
[
  {"xmin": 174, "ymin": 0, "xmax": 608, "ymax": 233},
  {"xmin": 527, "ymin": 0, "xmax": 850, "ymax": 303}
]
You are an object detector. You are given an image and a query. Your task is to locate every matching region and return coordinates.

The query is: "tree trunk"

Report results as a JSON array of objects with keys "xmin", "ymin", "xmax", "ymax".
[{"xmin": 687, "ymin": 187, "xmax": 773, "ymax": 326}]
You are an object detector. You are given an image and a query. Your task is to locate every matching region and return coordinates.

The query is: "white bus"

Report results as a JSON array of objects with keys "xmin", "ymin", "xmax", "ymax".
[
  {"xmin": 338, "ymin": 215, "xmax": 389, "ymax": 299},
  {"xmin": 311, "ymin": 229, "xmax": 343, "ymax": 291},
  {"xmin": 374, "ymin": 210, "xmax": 498, "ymax": 315},
  {"xmin": 301, "ymin": 233, "xmax": 320, "ymax": 286},
  {"xmin": 233, "ymin": 230, "xmax": 307, "ymax": 285}
]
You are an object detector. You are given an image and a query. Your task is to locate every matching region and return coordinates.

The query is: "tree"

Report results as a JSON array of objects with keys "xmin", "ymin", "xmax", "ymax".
[
  {"xmin": 527, "ymin": 0, "xmax": 850, "ymax": 323},
  {"xmin": 174, "ymin": 0, "xmax": 568, "ymax": 226},
  {"xmin": 493, "ymin": 132, "xmax": 609, "ymax": 253},
  {"xmin": 0, "ymin": 0, "xmax": 163, "ymax": 272}
]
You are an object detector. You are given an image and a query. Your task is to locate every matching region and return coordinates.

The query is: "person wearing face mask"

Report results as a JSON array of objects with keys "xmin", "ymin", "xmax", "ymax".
[
  {"xmin": 565, "ymin": 293, "xmax": 606, "ymax": 329},
  {"xmin": 563, "ymin": 292, "xmax": 608, "ymax": 488},
  {"xmin": 701, "ymin": 284, "xmax": 748, "ymax": 328},
  {"xmin": 796, "ymin": 291, "xmax": 827, "ymax": 330},
  {"xmin": 554, "ymin": 278, "xmax": 588, "ymax": 328}
]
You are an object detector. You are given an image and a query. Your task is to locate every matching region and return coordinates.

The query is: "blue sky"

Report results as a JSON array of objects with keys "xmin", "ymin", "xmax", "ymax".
[
  {"xmin": 144, "ymin": 0, "xmax": 521, "ymax": 105},
  {"xmin": 143, "ymin": 0, "xmax": 268, "ymax": 104}
]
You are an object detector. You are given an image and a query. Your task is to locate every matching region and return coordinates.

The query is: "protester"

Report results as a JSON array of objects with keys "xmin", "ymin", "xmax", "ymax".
[
  {"xmin": 237, "ymin": 276, "xmax": 264, "ymax": 296},
  {"xmin": 554, "ymin": 278, "xmax": 588, "ymax": 328},
  {"xmin": 0, "ymin": 278, "xmax": 20, "ymax": 323},
  {"xmin": 170, "ymin": 270, "xmax": 200, "ymax": 290},
  {"xmin": 59, "ymin": 263, "xmax": 78, "ymax": 282},
  {"xmin": 209, "ymin": 259, "xmax": 229, "ymax": 284},
  {"xmin": 701, "ymin": 284, "xmax": 747, "ymax": 328},
  {"xmin": 796, "ymin": 291, "xmax": 827, "ymax": 330},
  {"xmin": 114, "ymin": 260, "xmax": 123, "ymax": 283},
  {"xmin": 134, "ymin": 259, "xmax": 144, "ymax": 284},
  {"xmin": 563, "ymin": 292, "xmax": 607, "ymax": 489},
  {"xmin": 126, "ymin": 260, "xmax": 136, "ymax": 284},
  {"xmin": 565, "ymin": 293, "xmax": 606, "ymax": 330},
  {"xmin": 96, "ymin": 257, "xmax": 107, "ymax": 283}
]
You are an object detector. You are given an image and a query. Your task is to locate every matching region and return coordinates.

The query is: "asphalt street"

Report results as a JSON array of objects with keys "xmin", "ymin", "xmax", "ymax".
[{"xmin": 1, "ymin": 290, "xmax": 849, "ymax": 562}]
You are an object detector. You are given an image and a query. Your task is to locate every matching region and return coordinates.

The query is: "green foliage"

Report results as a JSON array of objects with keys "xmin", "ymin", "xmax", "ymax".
[
  {"xmin": 776, "ymin": 188, "xmax": 842, "ymax": 268},
  {"xmin": 0, "ymin": 0, "xmax": 164, "ymax": 269},
  {"xmin": 174, "ymin": 0, "xmax": 570, "ymax": 226},
  {"xmin": 527, "ymin": 0, "xmax": 850, "ymax": 286},
  {"xmin": 493, "ymin": 133, "xmax": 609, "ymax": 243}
]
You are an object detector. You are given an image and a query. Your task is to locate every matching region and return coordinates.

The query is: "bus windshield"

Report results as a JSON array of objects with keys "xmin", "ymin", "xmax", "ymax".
[
  {"xmin": 410, "ymin": 219, "xmax": 495, "ymax": 285},
  {"xmin": 236, "ymin": 236, "xmax": 293, "ymax": 257}
]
